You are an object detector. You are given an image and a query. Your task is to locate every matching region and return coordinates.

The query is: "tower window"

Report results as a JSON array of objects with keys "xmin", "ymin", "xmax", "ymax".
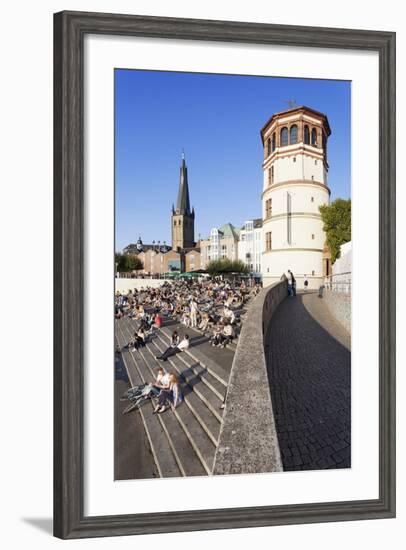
[
  {"xmin": 311, "ymin": 196, "xmax": 314, "ymax": 202},
  {"xmin": 271, "ymin": 132, "xmax": 276, "ymax": 152},
  {"xmin": 265, "ymin": 198, "xmax": 272, "ymax": 218},
  {"xmin": 174, "ymin": 220, "xmax": 177, "ymax": 226},
  {"xmin": 293, "ymin": 157, "xmax": 296, "ymax": 163},
  {"xmin": 281, "ymin": 127, "xmax": 289, "ymax": 146},
  {"xmin": 290, "ymin": 125, "xmax": 298, "ymax": 144},
  {"xmin": 311, "ymin": 175, "xmax": 314, "ymax": 181},
  {"xmin": 311, "ymin": 128, "xmax": 317, "ymax": 146},
  {"xmin": 304, "ymin": 125, "xmax": 310, "ymax": 144},
  {"xmin": 312, "ymin": 270, "xmax": 315, "ymax": 276},
  {"xmin": 268, "ymin": 166, "xmax": 274, "ymax": 186},
  {"xmin": 311, "ymin": 234, "xmax": 315, "ymax": 240},
  {"xmin": 266, "ymin": 232, "xmax": 272, "ymax": 251},
  {"xmin": 315, "ymin": 159, "xmax": 318, "ymax": 165},
  {"xmin": 267, "ymin": 138, "xmax": 271, "ymax": 157}
]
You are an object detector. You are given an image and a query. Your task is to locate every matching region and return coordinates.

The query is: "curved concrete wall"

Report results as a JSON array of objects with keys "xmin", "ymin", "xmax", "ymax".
[
  {"xmin": 213, "ymin": 281, "xmax": 287, "ymax": 475},
  {"xmin": 323, "ymin": 289, "xmax": 351, "ymax": 334},
  {"xmin": 115, "ymin": 277, "xmax": 169, "ymax": 293}
]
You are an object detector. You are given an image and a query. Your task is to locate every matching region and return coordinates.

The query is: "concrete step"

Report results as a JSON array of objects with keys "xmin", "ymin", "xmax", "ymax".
[
  {"xmin": 159, "ymin": 326, "xmax": 230, "ymax": 387},
  {"xmin": 138, "ymin": 349, "xmax": 220, "ymax": 475},
  {"xmin": 123, "ymin": 317, "xmax": 227, "ymax": 405},
  {"xmin": 154, "ymin": 332, "xmax": 227, "ymax": 401},
  {"xmin": 115, "ymin": 323, "xmax": 182, "ymax": 478},
  {"xmin": 147, "ymin": 338, "xmax": 224, "ymax": 423},
  {"xmin": 119, "ymin": 320, "xmax": 211, "ymax": 476},
  {"xmin": 132, "ymin": 351, "xmax": 208, "ymax": 477},
  {"xmin": 139, "ymin": 343, "xmax": 221, "ymax": 446}
]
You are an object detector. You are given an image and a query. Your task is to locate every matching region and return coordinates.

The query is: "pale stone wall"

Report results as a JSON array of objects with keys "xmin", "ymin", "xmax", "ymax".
[
  {"xmin": 262, "ymin": 216, "xmax": 325, "ymax": 250},
  {"xmin": 265, "ymin": 154, "xmax": 325, "ymax": 185},
  {"xmin": 323, "ymin": 289, "xmax": 351, "ymax": 334},
  {"xmin": 333, "ymin": 241, "xmax": 352, "ymax": 275},
  {"xmin": 213, "ymin": 281, "xmax": 286, "ymax": 475},
  {"xmin": 115, "ymin": 277, "xmax": 168, "ymax": 293},
  {"xmin": 263, "ymin": 183, "xmax": 329, "ymax": 214}
]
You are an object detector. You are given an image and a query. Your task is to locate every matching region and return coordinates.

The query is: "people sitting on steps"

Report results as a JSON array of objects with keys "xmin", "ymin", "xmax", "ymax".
[
  {"xmin": 155, "ymin": 334, "xmax": 190, "ymax": 362},
  {"xmin": 153, "ymin": 373, "xmax": 184, "ymax": 414}
]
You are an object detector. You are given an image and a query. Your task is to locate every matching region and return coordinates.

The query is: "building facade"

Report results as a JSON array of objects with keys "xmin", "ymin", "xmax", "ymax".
[
  {"xmin": 238, "ymin": 219, "xmax": 263, "ymax": 277},
  {"xmin": 200, "ymin": 223, "xmax": 240, "ymax": 269},
  {"xmin": 260, "ymin": 106, "xmax": 331, "ymax": 289}
]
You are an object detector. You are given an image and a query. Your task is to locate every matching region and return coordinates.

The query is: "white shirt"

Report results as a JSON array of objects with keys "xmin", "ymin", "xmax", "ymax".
[
  {"xmin": 156, "ymin": 372, "xmax": 170, "ymax": 386},
  {"xmin": 178, "ymin": 338, "xmax": 190, "ymax": 351}
]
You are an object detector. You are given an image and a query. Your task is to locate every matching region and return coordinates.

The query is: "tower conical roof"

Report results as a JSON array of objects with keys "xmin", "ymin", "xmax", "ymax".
[{"xmin": 175, "ymin": 154, "xmax": 191, "ymax": 215}]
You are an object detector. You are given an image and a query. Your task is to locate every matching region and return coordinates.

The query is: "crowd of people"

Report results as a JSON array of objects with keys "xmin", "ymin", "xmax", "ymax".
[
  {"xmin": 116, "ymin": 277, "xmax": 262, "ymax": 413},
  {"xmin": 116, "ymin": 277, "xmax": 261, "ymax": 346}
]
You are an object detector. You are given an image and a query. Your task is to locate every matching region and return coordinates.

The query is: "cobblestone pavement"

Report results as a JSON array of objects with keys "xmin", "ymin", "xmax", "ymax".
[{"xmin": 266, "ymin": 291, "xmax": 351, "ymax": 471}]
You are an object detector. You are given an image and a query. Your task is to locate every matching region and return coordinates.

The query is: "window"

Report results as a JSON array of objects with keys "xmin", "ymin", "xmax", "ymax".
[
  {"xmin": 304, "ymin": 125, "xmax": 310, "ymax": 144},
  {"xmin": 271, "ymin": 132, "xmax": 276, "ymax": 152},
  {"xmin": 268, "ymin": 164, "xmax": 274, "ymax": 185},
  {"xmin": 311, "ymin": 196, "xmax": 314, "ymax": 202},
  {"xmin": 311, "ymin": 175, "xmax": 314, "ymax": 181},
  {"xmin": 280, "ymin": 127, "xmax": 288, "ymax": 146},
  {"xmin": 312, "ymin": 270, "xmax": 315, "ymax": 276},
  {"xmin": 265, "ymin": 198, "xmax": 272, "ymax": 218},
  {"xmin": 266, "ymin": 232, "xmax": 272, "ymax": 251},
  {"xmin": 290, "ymin": 124, "xmax": 298, "ymax": 144},
  {"xmin": 267, "ymin": 138, "xmax": 271, "ymax": 157},
  {"xmin": 311, "ymin": 128, "xmax": 317, "ymax": 146},
  {"xmin": 174, "ymin": 220, "xmax": 177, "ymax": 226},
  {"xmin": 293, "ymin": 157, "xmax": 296, "ymax": 163},
  {"xmin": 312, "ymin": 234, "xmax": 315, "ymax": 240}
]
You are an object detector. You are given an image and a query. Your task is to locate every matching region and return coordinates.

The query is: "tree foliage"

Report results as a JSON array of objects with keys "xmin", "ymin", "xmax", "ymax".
[
  {"xmin": 115, "ymin": 253, "xmax": 143, "ymax": 273},
  {"xmin": 319, "ymin": 198, "xmax": 351, "ymax": 263},
  {"xmin": 206, "ymin": 258, "xmax": 249, "ymax": 275}
]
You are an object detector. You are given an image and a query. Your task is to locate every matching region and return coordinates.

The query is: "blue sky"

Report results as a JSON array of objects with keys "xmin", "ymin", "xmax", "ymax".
[{"xmin": 115, "ymin": 69, "xmax": 351, "ymax": 251}]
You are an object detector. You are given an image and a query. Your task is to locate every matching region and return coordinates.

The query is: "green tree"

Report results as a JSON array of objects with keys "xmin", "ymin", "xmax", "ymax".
[
  {"xmin": 319, "ymin": 198, "xmax": 351, "ymax": 263},
  {"xmin": 206, "ymin": 258, "xmax": 249, "ymax": 275},
  {"xmin": 126, "ymin": 254, "xmax": 143, "ymax": 272},
  {"xmin": 115, "ymin": 253, "xmax": 143, "ymax": 273}
]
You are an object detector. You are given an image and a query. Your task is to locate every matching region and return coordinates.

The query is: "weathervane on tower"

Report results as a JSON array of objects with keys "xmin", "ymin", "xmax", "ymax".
[{"xmin": 284, "ymin": 99, "xmax": 298, "ymax": 109}]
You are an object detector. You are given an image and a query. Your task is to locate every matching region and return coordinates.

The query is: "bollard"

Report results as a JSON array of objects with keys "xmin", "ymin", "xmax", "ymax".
[{"xmin": 318, "ymin": 285, "xmax": 325, "ymax": 298}]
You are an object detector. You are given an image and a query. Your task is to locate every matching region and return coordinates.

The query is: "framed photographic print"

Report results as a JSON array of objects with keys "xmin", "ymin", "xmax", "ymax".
[{"xmin": 54, "ymin": 10, "xmax": 396, "ymax": 539}]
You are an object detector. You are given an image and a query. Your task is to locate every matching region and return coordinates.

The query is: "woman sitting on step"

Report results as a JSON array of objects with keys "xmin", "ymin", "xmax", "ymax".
[{"xmin": 153, "ymin": 373, "xmax": 183, "ymax": 414}]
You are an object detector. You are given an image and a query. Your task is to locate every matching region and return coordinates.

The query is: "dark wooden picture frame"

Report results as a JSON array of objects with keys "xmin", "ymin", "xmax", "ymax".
[{"xmin": 54, "ymin": 10, "xmax": 396, "ymax": 539}]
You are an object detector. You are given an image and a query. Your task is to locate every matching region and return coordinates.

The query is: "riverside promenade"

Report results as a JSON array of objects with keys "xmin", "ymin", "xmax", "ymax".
[
  {"xmin": 115, "ymin": 285, "xmax": 351, "ymax": 478},
  {"xmin": 265, "ymin": 290, "xmax": 351, "ymax": 470}
]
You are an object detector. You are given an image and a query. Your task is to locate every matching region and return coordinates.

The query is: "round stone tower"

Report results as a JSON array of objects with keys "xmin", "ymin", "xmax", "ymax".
[{"xmin": 261, "ymin": 106, "xmax": 331, "ymax": 289}]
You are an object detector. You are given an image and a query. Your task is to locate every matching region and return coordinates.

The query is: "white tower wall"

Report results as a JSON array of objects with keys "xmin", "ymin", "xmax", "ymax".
[{"xmin": 260, "ymin": 107, "xmax": 331, "ymax": 289}]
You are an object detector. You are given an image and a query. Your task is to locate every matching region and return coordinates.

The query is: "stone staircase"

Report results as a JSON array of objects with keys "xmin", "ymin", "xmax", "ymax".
[{"xmin": 115, "ymin": 317, "xmax": 229, "ymax": 477}]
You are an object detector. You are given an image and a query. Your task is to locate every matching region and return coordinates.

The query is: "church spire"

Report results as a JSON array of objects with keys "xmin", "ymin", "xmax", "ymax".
[{"xmin": 175, "ymin": 151, "xmax": 191, "ymax": 215}]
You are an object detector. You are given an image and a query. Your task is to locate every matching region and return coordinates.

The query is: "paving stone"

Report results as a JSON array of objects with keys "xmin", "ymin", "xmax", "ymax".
[{"xmin": 266, "ymin": 291, "xmax": 351, "ymax": 471}]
